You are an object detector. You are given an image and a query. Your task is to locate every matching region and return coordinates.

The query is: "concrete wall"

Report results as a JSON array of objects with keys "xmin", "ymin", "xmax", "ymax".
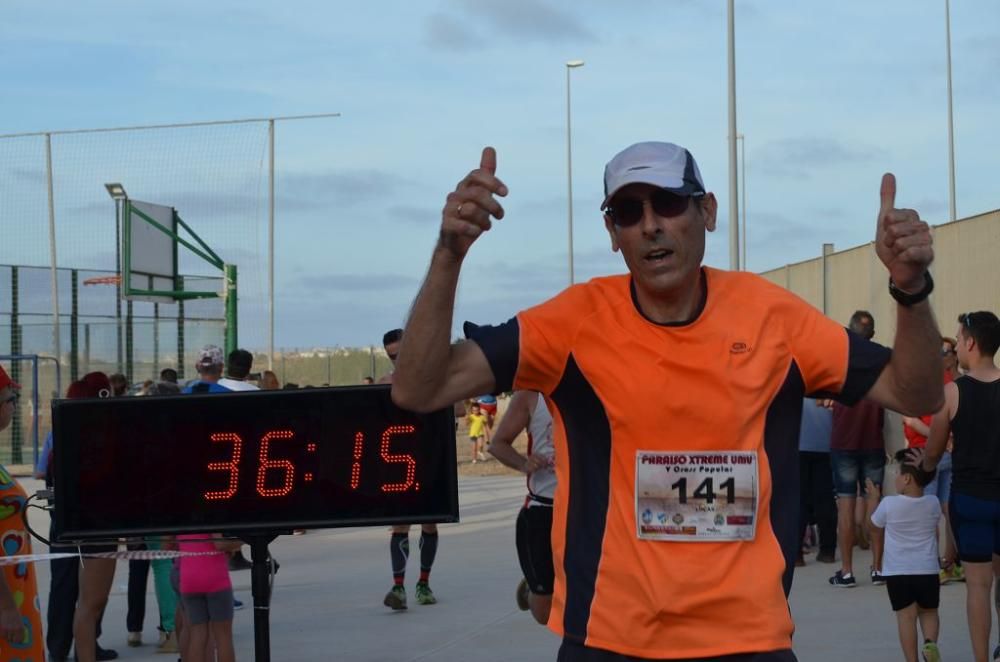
[
  {"xmin": 759, "ymin": 208, "xmax": 1000, "ymax": 457},
  {"xmin": 760, "ymin": 208, "xmax": 1000, "ymax": 345}
]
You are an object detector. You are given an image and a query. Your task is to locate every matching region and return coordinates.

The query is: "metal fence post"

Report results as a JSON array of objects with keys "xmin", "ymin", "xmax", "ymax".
[
  {"xmin": 224, "ymin": 264, "xmax": 238, "ymax": 357},
  {"xmin": 177, "ymin": 300, "xmax": 185, "ymax": 381},
  {"xmin": 70, "ymin": 269, "xmax": 79, "ymax": 381},
  {"xmin": 126, "ymin": 299, "xmax": 134, "ymax": 383},
  {"xmin": 153, "ymin": 303, "xmax": 160, "ymax": 376},
  {"xmin": 45, "ymin": 133, "xmax": 62, "ymax": 373}
]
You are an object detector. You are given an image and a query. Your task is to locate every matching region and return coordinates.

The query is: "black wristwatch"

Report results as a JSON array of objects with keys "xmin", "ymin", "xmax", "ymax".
[{"xmin": 888, "ymin": 272, "xmax": 934, "ymax": 306}]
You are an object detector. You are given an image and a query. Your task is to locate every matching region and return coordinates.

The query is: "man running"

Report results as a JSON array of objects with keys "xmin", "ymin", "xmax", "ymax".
[
  {"xmin": 488, "ymin": 390, "xmax": 556, "ymax": 625},
  {"xmin": 392, "ymin": 143, "xmax": 942, "ymax": 660},
  {"xmin": 379, "ymin": 328, "xmax": 439, "ymax": 609}
]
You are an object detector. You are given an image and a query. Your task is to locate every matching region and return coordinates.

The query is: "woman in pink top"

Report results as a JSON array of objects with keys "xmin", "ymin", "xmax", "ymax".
[{"xmin": 177, "ymin": 534, "xmax": 241, "ymax": 662}]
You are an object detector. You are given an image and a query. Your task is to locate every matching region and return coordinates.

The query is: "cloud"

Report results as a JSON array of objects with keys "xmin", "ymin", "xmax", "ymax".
[
  {"xmin": 297, "ymin": 273, "xmax": 420, "ymax": 293},
  {"xmin": 459, "ymin": 0, "xmax": 596, "ymax": 41},
  {"xmin": 386, "ymin": 204, "xmax": 440, "ymax": 224},
  {"xmin": 916, "ymin": 199, "xmax": 948, "ymax": 222},
  {"xmin": 6, "ymin": 168, "xmax": 46, "ymax": 185},
  {"xmin": 280, "ymin": 170, "xmax": 417, "ymax": 208},
  {"xmin": 424, "ymin": 13, "xmax": 481, "ymax": 52},
  {"xmin": 755, "ymin": 137, "xmax": 885, "ymax": 178},
  {"xmin": 424, "ymin": 0, "xmax": 597, "ymax": 51},
  {"xmin": 59, "ymin": 168, "xmax": 415, "ymax": 221}
]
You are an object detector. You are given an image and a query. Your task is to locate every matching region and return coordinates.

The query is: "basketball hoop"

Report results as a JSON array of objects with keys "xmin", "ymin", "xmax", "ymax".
[{"xmin": 83, "ymin": 275, "xmax": 122, "ymax": 286}]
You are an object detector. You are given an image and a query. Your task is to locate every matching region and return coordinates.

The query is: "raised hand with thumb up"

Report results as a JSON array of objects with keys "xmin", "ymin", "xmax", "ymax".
[
  {"xmin": 874, "ymin": 173, "xmax": 934, "ymax": 292},
  {"xmin": 439, "ymin": 147, "xmax": 508, "ymax": 260}
]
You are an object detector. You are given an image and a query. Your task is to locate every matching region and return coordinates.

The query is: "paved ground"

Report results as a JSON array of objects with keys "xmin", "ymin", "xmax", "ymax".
[{"xmin": 21, "ymin": 474, "xmax": 988, "ymax": 661}]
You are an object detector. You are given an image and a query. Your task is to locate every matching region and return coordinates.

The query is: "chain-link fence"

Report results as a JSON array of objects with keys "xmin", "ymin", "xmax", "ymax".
[{"xmin": 0, "ymin": 263, "xmax": 224, "ymax": 465}]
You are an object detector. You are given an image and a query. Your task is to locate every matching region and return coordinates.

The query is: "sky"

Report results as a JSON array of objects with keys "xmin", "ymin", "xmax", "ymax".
[{"xmin": 1, "ymin": 0, "xmax": 998, "ymax": 350}]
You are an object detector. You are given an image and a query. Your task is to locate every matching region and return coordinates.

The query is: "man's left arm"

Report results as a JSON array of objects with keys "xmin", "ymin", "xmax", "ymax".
[
  {"xmin": 924, "ymin": 382, "xmax": 958, "ymax": 470},
  {"xmin": 863, "ymin": 173, "xmax": 943, "ymax": 416},
  {"xmin": 865, "ymin": 299, "xmax": 943, "ymax": 416}
]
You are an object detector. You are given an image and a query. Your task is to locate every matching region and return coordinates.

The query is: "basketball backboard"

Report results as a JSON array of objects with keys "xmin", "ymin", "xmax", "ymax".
[{"xmin": 123, "ymin": 200, "xmax": 178, "ymax": 303}]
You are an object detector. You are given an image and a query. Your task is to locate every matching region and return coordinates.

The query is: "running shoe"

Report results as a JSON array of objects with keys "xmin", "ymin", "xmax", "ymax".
[
  {"xmin": 871, "ymin": 569, "xmax": 886, "ymax": 586},
  {"xmin": 921, "ymin": 641, "xmax": 941, "ymax": 662},
  {"xmin": 233, "ymin": 598, "xmax": 245, "ymax": 610},
  {"xmin": 939, "ymin": 568, "xmax": 954, "ymax": 585},
  {"xmin": 516, "ymin": 578, "xmax": 530, "ymax": 611},
  {"xmin": 951, "ymin": 564, "xmax": 965, "ymax": 582},
  {"xmin": 155, "ymin": 631, "xmax": 178, "ymax": 654},
  {"xmin": 384, "ymin": 585, "xmax": 407, "ymax": 610},
  {"xmin": 127, "ymin": 632, "xmax": 142, "ymax": 647},
  {"xmin": 829, "ymin": 570, "xmax": 856, "ymax": 587},
  {"xmin": 415, "ymin": 581, "xmax": 437, "ymax": 605}
]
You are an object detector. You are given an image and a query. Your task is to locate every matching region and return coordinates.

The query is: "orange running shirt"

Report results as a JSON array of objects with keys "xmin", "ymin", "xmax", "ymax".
[{"xmin": 467, "ymin": 268, "xmax": 890, "ymax": 658}]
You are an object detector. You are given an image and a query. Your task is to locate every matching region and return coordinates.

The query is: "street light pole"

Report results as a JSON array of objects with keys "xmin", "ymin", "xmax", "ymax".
[
  {"xmin": 566, "ymin": 60, "xmax": 584, "ymax": 286},
  {"xmin": 944, "ymin": 0, "xmax": 957, "ymax": 223},
  {"xmin": 737, "ymin": 133, "xmax": 747, "ymax": 270},
  {"xmin": 727, "ymin": 0, "xmax": 740, "ymax": 271}
]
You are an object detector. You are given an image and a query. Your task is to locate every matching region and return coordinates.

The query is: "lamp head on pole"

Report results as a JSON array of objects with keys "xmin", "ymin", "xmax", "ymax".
[
  {"xmin": 566, "ymin": 60, "xmax": 585, "ymax": 68},
  {"xmin": 104, "ymin": 183, "xmax": 128, "ymax": 201}
]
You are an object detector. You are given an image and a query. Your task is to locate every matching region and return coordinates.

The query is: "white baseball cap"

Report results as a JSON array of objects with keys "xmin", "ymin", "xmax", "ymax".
[
  {"xmin": 601, "ymin": 141, "xmax": 706, "ymax": 210},
  {"xmin": 196, "ymin": 345, "xmax": 224, "ymax": 368}
]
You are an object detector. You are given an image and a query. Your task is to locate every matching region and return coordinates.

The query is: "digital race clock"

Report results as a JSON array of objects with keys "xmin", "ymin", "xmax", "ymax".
[{"xmin": 51, "ymin": 386, "xmax": 458, "ymax": 542}]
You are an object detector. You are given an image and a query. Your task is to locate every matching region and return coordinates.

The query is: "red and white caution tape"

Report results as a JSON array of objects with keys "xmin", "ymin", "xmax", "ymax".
[{"xmin": 0, "ymin": 549, "xmax": 223, "ymax": 567}]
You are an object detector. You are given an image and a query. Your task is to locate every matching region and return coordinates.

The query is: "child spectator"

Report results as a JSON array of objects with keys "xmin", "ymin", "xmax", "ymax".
[
  {"xmin": 467, "ymin": 402, "xmax": 490, "ymax": 463},
  {"xmin": 869, "ymin": 449, "xmax": 942, "ymax": 662},
  {"xmin": 177, "ymin": 534, "xmax": 242, "ymax": 662}
]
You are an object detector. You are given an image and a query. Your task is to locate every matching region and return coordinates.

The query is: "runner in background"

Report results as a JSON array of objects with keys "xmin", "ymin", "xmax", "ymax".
[{"xmin": 488, "ymin": 390, "xmax": 556, "ymax": 625}]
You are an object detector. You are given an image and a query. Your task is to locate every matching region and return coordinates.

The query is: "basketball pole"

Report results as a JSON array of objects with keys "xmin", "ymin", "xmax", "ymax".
[{"xmin": 225, "ymin": 264, "xmax": 238, "ymax": 358}]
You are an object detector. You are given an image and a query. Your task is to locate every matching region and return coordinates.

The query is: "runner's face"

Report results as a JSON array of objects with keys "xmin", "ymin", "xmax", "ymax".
[
  {"xmin": 384, "ymin": 340, "xmax": 400, "ymax": 366},
  {"xmin": 604, "ymin": 184, "xmax": 716, "ymax": 303}
]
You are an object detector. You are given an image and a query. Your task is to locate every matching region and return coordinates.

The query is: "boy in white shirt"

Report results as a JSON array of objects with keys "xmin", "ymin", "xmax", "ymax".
[{"xmin": 870, "ymin": 448, "xmax": 943, "ymax": 662}]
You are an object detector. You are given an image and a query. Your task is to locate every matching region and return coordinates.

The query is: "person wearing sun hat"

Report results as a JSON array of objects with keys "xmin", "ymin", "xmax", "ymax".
[{"xmin": 0, "ymin": 363, "xmax": 46, "ymax": 661}]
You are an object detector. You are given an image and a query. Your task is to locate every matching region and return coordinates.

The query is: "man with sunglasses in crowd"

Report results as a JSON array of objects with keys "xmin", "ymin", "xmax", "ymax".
[
  {"xmin": 391, "ymin": 142, "xmax": 944, "ymax": 660},
  {"xmin": 924, "ymin": 311, "xmax": 1000, "ymax": 662}
]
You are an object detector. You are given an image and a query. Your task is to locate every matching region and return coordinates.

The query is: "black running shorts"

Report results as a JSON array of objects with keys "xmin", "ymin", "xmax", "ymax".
[
  {"xmin": 886, "ymin": 574, "xmax": 940, "ymax": 611},
  {"xmin": 515, "ymin": 505, "xmax": 554, "ymax": 596}
]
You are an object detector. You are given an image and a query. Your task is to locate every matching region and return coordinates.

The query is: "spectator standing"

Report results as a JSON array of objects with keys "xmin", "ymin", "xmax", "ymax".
[
  {"xmin": 798, "ymin": 399, "xmax": 837, "ymax": 566},
  {"xmin": 829, "ymin": 311, "xmax": 888, "ymax": 588},
  {"xmin": 926, "ymin": 311, "xmax": 1000, "ymax": 662}
]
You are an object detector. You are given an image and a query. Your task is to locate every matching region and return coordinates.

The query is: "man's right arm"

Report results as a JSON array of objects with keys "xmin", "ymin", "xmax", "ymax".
[
  {"xmin": 392, "ymin": 147, "xmax": 508, "ymax": 413},
  {"xmin": 487, "ymin": 390, "xmax": 534, "ymax": 472}
]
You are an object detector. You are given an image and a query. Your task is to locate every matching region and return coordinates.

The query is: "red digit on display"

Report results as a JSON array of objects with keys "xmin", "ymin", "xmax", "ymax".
[
  {"xmin": 351, "ymin": 431, "xmax": 364, "ymax": 489},
  {"xmin": 204, "ymin": 433, "xmax": 243, "ymax": 501},
  {"xmin": 380, "ymin": 425, "xmax": 417, "ymax": 493},
  {"xmin": 256, "ymin": 429, "xmax": 296, "ymax": 497}
]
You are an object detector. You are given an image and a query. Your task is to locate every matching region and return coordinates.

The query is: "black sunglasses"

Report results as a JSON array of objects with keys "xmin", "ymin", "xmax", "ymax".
[
  {"xmin": 605, "ymin": 190, "xmax": 702, "ymax": 227},
  {"xmin": 1, "ymin": 392, "xmax": 19, "ymax": 407},
  {"xmin": 960, "ymin": 312, "xmax": 974, "ymax": 331}
]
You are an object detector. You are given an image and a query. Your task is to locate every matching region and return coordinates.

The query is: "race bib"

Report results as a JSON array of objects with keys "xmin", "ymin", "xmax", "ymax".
[{"xmin": 635, "ymin": 450, "xmax": 758, "ymax": 541}]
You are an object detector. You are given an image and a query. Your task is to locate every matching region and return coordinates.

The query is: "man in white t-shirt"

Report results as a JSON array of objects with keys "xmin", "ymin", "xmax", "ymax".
[
  {"xmin": 218, "ymin": 349, "xmax": 260, "ymax": 392},
  {"xmin": 870, "ymin": 449, "xmax": 942, "ymax": 662}
]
